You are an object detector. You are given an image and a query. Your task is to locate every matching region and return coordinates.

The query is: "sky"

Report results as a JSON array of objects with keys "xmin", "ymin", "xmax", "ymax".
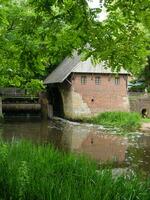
[
  {"xmin": 87, "ymin": 0, "xmax": 107, "ymax": 21},
  {"xmin": 87, "ymin": 0, "xmax": 102, "ymax": 8}
]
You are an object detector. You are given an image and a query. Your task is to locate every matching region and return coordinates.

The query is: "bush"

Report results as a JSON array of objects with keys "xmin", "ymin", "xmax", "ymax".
[
  {"xmin": 128, "ymin": 84, "xmax": 146, "ymax": 92},
  {"xmin": 0, "ymin": 139, "xmax": 150, "ymax": 200},
  {"xmin": 86, "ymin": 112, "xmax": 141, "ymax": 132}
]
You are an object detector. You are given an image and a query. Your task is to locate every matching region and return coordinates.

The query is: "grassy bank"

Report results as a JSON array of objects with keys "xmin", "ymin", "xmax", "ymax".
[
  {"xmin": 83, "ymin": 112, "xmax": 142, "ymax": 132},
  {"xmin": 0, "ymin": 139, "xmax": 150, "ymax": 200},
  {"xmin": 142, "ymin": 118, "xmax": 150, "ymax": 123}
]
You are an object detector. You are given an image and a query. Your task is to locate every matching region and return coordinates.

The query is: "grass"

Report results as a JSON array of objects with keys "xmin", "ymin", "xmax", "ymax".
[
  {"xmin": 0, "ymin": 139, "xmax": 150, "ymax": 200},
  {"xmin": 82, "ymin": 112, "xmax": 142, "ymax": 132},
  {"xmin": 142, "ymin": 118, "xmax": 150, "ymax": 123}
]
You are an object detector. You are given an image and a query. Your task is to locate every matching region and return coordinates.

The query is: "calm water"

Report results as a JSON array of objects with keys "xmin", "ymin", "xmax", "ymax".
[{"xmin": 1, "ymin": 117, "xmax": 150, "ymax": 174}]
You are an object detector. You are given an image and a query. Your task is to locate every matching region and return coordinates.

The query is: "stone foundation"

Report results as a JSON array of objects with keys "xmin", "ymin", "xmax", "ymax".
[{"xmin": 60, "ymin": 86, "xmax": 91, "ymax": 119}]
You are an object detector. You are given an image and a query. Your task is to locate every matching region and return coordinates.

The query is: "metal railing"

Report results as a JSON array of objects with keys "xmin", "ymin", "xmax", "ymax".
[{"xmin": 0, "ymin": 87, "xmax": 26, "ymax": 97}]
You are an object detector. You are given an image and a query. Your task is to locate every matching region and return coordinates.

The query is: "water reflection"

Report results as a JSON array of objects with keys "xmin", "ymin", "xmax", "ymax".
[
  {"xmin": 127, "ymin": 136, "xmax": 150, "ymax": 174},
  {"xmin": 1, "ymin": 119, "xmax": 63, "ymax": 148},
  {"xmin": 1, "ymin": 117, "xmax": 150, "ymax": 173},
  {"xmin": 77, "ymin": 134, "xmax": 127, "ymax": 162}
]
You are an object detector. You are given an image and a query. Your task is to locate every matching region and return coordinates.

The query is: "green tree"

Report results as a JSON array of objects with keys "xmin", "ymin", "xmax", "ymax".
[
  {"xmin": 0, "ymin": 0, "xmax": 150, "ymax": 94},
  {"xmin": 139, "ymin": 57, "xmax": 150, "ymax": 90},
  {"xmin": 144, "ymin": 58, "xmax": 150, "ymax": 87},
  {"xmin": 0, "ymin": 0, "xmax": 94, "ymax": 93},
  {"xmin": 86, "ymin": 0, "xmax": 150, "ymax": 74}
]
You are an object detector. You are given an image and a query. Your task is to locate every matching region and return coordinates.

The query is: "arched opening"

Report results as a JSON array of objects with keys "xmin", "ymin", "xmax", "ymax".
[
  {"xmin": 141, "ymin": 108, "xmax": 148, "ymax": 118},
  {"xmin": 47, "ymin": 86, "xmax": 64, "ymax": 117}
]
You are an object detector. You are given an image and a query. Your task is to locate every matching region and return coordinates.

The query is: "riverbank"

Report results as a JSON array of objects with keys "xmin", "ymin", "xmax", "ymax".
[
  {"xmin": 141, "ymin": 122, "xmax": 150, "ymax": 133},
  {"xmin": 67, "ymin": 112, "xmax": 142, "ymax": 135},
  {"xmin": 85, "ymin": 112, "xmax": 141, "ymax": 131},
  {"xmin": 0, "ymin": 139, "xmax": 150, "ymax": 200}
]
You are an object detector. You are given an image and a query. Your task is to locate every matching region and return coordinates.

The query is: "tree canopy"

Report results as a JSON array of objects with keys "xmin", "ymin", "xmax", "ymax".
[{"xmin": 0, "ymin": 0, "xmax": 150, "ymax": 94}]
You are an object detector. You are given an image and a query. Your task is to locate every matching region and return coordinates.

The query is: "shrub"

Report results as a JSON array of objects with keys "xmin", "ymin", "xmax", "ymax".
[
  {"xmin": 128, "ymin": 84, "xmax": 146, "ymax": 92},
  {"xmin": 86, "ymin": 112, "xmax": 141, "ymax": 131}
]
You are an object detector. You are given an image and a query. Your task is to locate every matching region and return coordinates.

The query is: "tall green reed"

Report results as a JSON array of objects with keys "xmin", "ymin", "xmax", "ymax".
[{"xmin": 0, "ymin": 139, "xmax": 150, "ymax": 200}]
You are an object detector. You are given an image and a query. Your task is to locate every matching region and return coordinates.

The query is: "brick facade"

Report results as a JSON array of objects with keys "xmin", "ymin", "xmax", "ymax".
[{"xmin": 59, "ymin": 73, "xmax": 129, "ymax": 118}]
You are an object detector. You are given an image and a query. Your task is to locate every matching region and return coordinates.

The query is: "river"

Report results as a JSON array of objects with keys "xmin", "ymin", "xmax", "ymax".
[{"xmin": 1, "ymin": 117, "xmax": 150, "ymax": 174}]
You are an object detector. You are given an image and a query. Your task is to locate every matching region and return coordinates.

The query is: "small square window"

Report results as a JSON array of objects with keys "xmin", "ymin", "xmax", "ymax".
[
  {"xmin": 81, "ymin": 76, "xmax": 87, "ymax": 85},
  {"xmin": 115, "ymin": 77, "xmax": 120, "ymax": 85},
  {"xmin": 95, "ymin": 76, "xmax": 101, "ymax": 85}
]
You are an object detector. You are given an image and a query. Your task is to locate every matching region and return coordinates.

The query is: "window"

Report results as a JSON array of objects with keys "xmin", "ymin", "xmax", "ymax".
[
  {"xmin": 81, "ymin": 76, "xmax": 87, "ymax": 85},
  {"xmin": 115, "ymin": 77, "xmax": 120, "ymax": 85},
  {"xmin": 95, "ymin": 76, "xmax": 101, "ymax": 85}
]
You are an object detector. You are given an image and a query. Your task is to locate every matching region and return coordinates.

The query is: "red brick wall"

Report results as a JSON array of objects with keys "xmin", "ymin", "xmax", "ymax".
[{"xmin": 71, "ymin": 73, "xmax": 129, "ymax": 114}]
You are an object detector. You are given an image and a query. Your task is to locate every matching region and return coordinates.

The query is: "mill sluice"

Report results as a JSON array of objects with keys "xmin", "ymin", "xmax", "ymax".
[{"xmin": 0, "ymin": 88, "xmax": 41, "ymax": 118}]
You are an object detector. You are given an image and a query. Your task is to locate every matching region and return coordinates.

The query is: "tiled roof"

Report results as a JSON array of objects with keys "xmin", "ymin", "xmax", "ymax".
[
  {"xmin": 44, "ymin": 54, "xmax": 128, "ymax": 84},
  {"xmin": 44, "ymin": 53, "xmax": 80, "ymax": 84}
]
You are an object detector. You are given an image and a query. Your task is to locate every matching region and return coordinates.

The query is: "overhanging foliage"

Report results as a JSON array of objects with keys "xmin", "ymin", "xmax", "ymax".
[{"xmin": 0, "ymin": 0, "xmax": 150, "ymax": 94}]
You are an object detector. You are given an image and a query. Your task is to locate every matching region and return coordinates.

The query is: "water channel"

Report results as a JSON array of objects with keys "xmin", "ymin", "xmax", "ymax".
[{"xmin": 1, "ymin": 117, "xmax": 150, "ymax": 174}]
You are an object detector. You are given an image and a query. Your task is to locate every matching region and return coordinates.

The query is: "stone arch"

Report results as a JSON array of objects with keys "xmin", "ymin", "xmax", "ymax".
[
  {"xmin": 141, "ymin": 108, "xmax": 148, "ymax": 118},
  {"xmin": 129, "ymin": 95, "xmax": 150, "ymax": 118}
]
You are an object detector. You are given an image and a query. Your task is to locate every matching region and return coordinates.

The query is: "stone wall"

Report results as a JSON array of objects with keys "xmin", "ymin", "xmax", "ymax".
[
  {"xmin": 60, "ymin": 85, "xmax": 74, "ymax": 118},
  {"xmin": 60, "ymin": 83, "xmax": 91, "ymax": 118},
  {"xmin": 129, "ymin": 94, "xmax": 150, "ymax": 117}
]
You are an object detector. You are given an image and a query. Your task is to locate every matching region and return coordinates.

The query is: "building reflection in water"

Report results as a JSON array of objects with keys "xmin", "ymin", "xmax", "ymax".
[{"xmin": 56, "ymin": 120, "xmax": 128, "ymax": 164}]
